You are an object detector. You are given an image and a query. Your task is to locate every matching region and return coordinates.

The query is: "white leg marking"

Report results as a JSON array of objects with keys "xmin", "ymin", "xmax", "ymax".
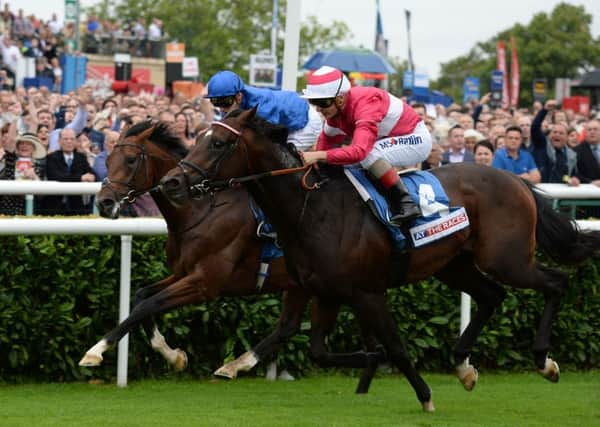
[
  {"xmin": 214, "ymin": 351, "xmax": 260, "ymax": 379},
  {"xmin": 150, "ymin": 327, "xmax": 179, "ymax": 365},
  {"xmin": 456, "ymin": 357, "xmax": 478, "ymax": 391},
  {"xmin": 79, "ymin": 339, "xmax": 109, "ymax": 366}
]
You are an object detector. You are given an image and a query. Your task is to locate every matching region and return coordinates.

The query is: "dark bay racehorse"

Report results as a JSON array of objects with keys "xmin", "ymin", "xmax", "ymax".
[
  {"xmin": 161, "ymin": 108, "xmax": 600, "ymax": 411},
  {"xmin": 80, "ymin": 121, "xmax": 383, "ymax": 392}
]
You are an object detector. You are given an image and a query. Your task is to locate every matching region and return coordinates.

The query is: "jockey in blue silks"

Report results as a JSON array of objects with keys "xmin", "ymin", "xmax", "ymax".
[{"xmin": 205, "ymin": 70, "xmax": 322, "ymax": 151}]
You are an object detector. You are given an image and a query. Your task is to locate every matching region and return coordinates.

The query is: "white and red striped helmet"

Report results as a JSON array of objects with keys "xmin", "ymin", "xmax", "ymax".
[{"xmin": 302, "ymin": 66, "xmax": 351, "ymax": 99}]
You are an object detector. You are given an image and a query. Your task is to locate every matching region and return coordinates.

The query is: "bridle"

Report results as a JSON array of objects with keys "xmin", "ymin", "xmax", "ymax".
[
  {"xmin": 101, "ymin": 141, "xmax": 170, "ymax": 206},
  {"xmin": 180, "ymin": 120, "xmax": 325, "ymax": 197}
]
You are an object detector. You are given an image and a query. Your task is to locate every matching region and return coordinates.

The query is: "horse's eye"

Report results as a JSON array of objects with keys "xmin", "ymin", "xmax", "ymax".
[
  {"xmin": 126, "ymin": 156, "xmax": 137, "ymax": 166},
  {"xmin": 213, "ymin": 140, "xmax": 225, "ymax": 149}
]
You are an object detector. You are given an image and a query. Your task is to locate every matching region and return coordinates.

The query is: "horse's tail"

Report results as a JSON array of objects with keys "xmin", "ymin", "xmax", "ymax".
[{"xmin": 524, "ymin": 180, "xmax": 600, "ymax": 264}]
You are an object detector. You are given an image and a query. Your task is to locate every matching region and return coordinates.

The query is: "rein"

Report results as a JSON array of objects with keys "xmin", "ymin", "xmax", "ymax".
[{"xmin": 187, "ymin": 120, "xmax": 325, "ymax": 195}]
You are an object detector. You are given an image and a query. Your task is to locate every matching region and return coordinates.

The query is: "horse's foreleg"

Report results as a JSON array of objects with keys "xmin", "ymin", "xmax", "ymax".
[
  {"xmin": 214, "ymin": 288, "xmax": 311, "ymax": 379},
  {"xmin": 308, "ymin": 298, "xmax": 386, "ymax": 395},
  {"xmin": 350, "ymin": 292, "xmax": 434, "ymax": 412},
  {"xmin": 79, "ymin": 273, "xmax": 208, "ymax": 368},
  {"xmin": 132, "ymin": 276, "xmax": 188, "ymax": 370}
]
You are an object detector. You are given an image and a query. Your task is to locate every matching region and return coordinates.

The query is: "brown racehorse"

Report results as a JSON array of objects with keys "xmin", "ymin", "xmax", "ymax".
[
  {"xmin": 79, "ymin": 121, "xmax": 384, "ymax": 393},
  {"xmin": 160, "ymin": 108, "xmax": 600, "ymax": 412}
]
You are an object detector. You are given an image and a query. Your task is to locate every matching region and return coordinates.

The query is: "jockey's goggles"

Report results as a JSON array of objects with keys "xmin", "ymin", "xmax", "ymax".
[
  {"xmin": 308, "ymin": 98, "xmax": 336, "ymax": 109},
  {"xmin": 209, "ymin": 96, "xmax": 236, "ymax": 108}
]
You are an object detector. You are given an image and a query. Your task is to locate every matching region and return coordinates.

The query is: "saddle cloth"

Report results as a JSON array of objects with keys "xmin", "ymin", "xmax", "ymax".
[{"xmin": 344, "ymin": 167, "xmax": 469, "ymax": 249}]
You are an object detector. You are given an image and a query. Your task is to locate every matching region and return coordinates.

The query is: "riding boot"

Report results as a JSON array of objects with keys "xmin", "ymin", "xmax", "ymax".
[{"xmin": 387, "ymin": 179, "xmax": 421, "ymax": 224}]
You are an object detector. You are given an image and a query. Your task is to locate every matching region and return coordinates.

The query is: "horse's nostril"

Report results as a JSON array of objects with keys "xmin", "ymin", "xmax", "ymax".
[
  {"xmin": 163, "ymin": 177, "xmax": 181, "ymax": 190},
  {"xmin": 99, "ymin": 198, "xmax": 115, "ymax": 208}
]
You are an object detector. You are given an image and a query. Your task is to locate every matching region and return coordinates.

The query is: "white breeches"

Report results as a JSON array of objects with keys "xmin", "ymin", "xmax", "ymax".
[{"xmin": 360, "ymin": 121, "xmax": 432, "ymax": 169}]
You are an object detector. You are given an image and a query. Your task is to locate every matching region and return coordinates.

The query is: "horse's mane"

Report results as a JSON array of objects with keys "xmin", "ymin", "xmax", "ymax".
[
  {"xmin": 125, "ymin": 120, "xmax": 189, "ymax": 159},
  {"xmin": 225, "ymin": 109, "xmax": 289, "ymax": 146},
  {"xmin": 224, "ymin": 109, "xmax": 304, "ymax": 163}
]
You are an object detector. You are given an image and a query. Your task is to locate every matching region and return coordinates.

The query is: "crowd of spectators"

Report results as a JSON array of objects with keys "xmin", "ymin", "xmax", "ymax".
[
  {"xmin": 1, "ymin": 5, "xmax": 599, "ymax": 219},
  {"xmin": 415, "ymin": 95, "xmax": 599, "ymax": 187},
  {"xmin": 0, "ymin": 3, "xmax": 166, "ymax": 94},
  {"xmin": 1, "ymin": 76, "xmax": 598, "ymax": 218},
  {"xmin": 0, "ymin": 84, "xmax": 216, "ymax": 216}
]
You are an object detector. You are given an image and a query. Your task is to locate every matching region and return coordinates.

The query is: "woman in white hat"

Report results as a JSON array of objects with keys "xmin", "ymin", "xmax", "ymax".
[
  {"xmin": 300, "ymin": 66, "xmax": 432, "ymax": 225},
  {"xmin": 0, "ymin": 133, "xmax": 46, "ymax": 214}
]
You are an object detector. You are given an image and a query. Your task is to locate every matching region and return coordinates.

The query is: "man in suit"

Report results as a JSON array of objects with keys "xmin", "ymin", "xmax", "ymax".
[
  {"xmin": 574, "ymin": 119, "xmax": 600, "ymax": 185},
  {"xmin": 441, "ymin": 125, "xmax": 475, "ymax": 164},
  {"xmin": 43, "ymin": 128, "xmax": 96, "ymax": 215}
]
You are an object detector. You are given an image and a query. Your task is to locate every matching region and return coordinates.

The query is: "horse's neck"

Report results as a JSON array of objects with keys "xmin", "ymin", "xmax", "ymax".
[{"xmin": 150, "ymin": 160, "xmax": 191, "ymax": 227}]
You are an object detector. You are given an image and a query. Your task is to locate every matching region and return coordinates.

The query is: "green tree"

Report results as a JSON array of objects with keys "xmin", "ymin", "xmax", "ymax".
[
  {"xmin": 433, "ymin": 3, "xmax": 600, "ymax": 106},
  {"xmin": 86, "ymin": 0, "xmax": 352, "ymax": 84}
]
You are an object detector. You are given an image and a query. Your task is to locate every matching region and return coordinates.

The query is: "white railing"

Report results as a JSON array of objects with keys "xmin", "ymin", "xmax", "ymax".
[
  {"xmin": 0, "ymin": 181, "xmax": 102, "ymax": 215},
  {"xmin": 1, "ymin": 182, "xmax": 599, "ymax": 382},
  {"xmin": 0, "ymin": 217, "xmax": 167, "ymax": 387}
]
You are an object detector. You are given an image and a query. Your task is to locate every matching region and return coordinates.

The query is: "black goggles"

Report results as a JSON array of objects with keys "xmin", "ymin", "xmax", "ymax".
[
  {"xmin": 209, "ymin": 96, "xmax": 236, "ymax": 108},
  {"xmin": 309, "ymin": 98, "xmax": 336, "ymax": 109}
]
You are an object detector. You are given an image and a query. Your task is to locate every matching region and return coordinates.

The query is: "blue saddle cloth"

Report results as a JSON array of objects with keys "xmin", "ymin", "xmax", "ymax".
[
  {"xmin": 248, "ymin": 197, "xmax": 284, "ymax": 262},
  {"xmin": 345, "ymin": 167, "xmax": 467, "ymax": 249}
]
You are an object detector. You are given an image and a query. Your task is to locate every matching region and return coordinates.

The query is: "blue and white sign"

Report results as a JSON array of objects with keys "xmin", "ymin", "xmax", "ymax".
[
  {"xmin": 463, "ymin": 77, "xmax": 480, "ymax": 104},
  {"xmin": 491, "ymin": 70, "xmax": 504, "ymax": 91}
]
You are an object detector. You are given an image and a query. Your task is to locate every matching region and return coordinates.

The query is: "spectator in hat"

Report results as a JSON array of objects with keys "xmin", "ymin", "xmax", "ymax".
[
  {"xmin": 0, "ymin": 133, "xmax": 46, "ymax": 214},
  {"xmin": 463, "ymin": 129, "xmax": 485, "ymax": 153}
]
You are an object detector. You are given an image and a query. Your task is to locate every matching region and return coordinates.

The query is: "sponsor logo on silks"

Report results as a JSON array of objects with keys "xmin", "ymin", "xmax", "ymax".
[
  {"xmin": 379, "ymin": 135, "xmax": 423, "ymax": 149},
  {"xmin": 410, "ymin": 207, "xmax": 470, "ymax": 247}
]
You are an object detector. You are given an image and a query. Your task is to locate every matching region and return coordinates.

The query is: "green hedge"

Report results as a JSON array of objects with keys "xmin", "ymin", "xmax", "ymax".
[{"xmin": 0, "ymin": 235, "xmax": 598, "ymax": 382}]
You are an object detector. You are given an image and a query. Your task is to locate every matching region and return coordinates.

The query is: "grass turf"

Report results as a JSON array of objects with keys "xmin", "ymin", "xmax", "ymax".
[{"xmin": 0, "ymin": 372, "xmax": 598, "ymax": 426}]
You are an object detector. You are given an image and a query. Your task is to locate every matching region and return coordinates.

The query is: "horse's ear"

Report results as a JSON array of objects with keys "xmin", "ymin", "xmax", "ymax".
[
  {"xmin": 240, "ymin": 106, "xmax": 258, "ymax": 123},
  {"xmin": 137, "ymin": 123, "xmax": 156, "ymax": 141}
]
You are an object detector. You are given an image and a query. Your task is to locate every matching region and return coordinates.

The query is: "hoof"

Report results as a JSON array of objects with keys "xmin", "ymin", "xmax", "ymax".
[
  {"xmin": 79, "ymin": 353, "xmax": 103, "ymax": 367},
  {"xmin": 539, "ymin": 358, "xmax": 560, "ymax": 383},
  {"xmin": 172, "ymin": 349, "xmax": 188, "ymax": 371},
  {"xmin": 214, "ymin": 365, "xmax": 236, "ymax": 379},
  {"xmin": 457, "ymin": 364, "xmax": 478, "ymax": 391},
  {"xmin": 422, "ymin": 400, "xmax": 435, "ymax": 412}
]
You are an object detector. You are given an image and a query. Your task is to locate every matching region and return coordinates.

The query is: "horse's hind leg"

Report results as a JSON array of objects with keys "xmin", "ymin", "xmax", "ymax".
[
  {"xmin": 530, "ymin": 264, "xmax": 567, "ymax": 382},
  {"xmin": 485, "ymin": 258, "xmax": 567, "ymax": 382},
  {"xmin": 214, "ymin": 288, "xmax": 312, "ymax": 379},
  {"xmin": 435, "ymin": 254, "xmax": 506, "ymax": 391},
  {"xmin": 351, "ymin": 292, "xmax": 434, "ymax": 412}
]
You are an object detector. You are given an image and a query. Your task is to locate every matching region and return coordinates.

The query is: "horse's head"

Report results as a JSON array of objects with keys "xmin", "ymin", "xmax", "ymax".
[
  {"xmin": 161, "ymin": 107, "xmax": 277, "ymax": 205},
  {"xmin": 97, "ymin": 120, "xmax": 186, "ymax": 218}
]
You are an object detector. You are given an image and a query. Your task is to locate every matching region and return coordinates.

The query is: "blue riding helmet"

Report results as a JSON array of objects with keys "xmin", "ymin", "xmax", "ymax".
[{"xmin": 205, "ymin": 71, "xmax": 244, "ymax": 98}]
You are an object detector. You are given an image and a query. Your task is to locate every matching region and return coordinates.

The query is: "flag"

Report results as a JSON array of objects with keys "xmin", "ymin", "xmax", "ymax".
[
  {"xmin": 510, "ymin": 36, "xmax": 520, "ymax": 108},
  {"xmin": 374, "ymin": 0, "xmax": 388, "ymax": 57},
  {"xmin": 496, "ymin": 41, "xmax": 509, "ymax": 109}
]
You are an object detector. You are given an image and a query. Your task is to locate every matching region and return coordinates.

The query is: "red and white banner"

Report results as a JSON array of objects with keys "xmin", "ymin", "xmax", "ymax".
[
  {"xmin": 510, "ymin": 37, "xmax": 520, "ymax": 108},
  {"xmin": 496, "ymin": 41, "xmax": 510, "ymax": 109}
]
